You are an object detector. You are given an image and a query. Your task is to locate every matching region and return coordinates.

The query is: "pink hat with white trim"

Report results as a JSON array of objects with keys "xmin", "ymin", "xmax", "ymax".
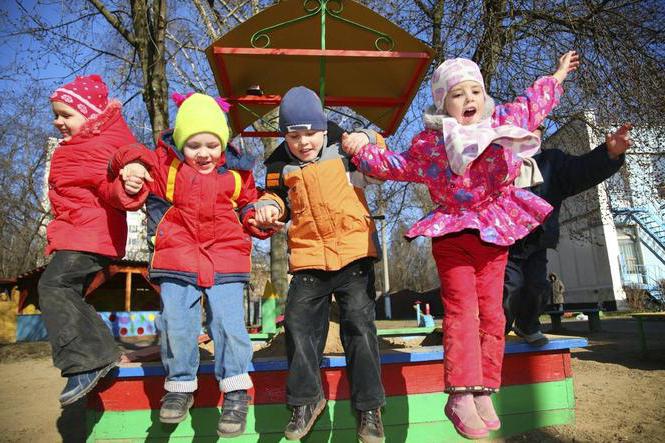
[
  {"xmin": 50, "ymin": 75, "xmax": 109, "ymax": 118},
  {"xmin": 431, "ymin": 58, "xmax": 485, "ymax": 112}
]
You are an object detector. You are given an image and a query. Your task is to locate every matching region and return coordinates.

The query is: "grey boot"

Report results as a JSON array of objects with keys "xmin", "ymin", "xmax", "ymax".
[
  {"xmin": 159, "ymin": 392, "xmax": 194, "ymax": 424},
  {"xmin": 217, "ymin": 390, "xmax": 250, "ymax": 438}
]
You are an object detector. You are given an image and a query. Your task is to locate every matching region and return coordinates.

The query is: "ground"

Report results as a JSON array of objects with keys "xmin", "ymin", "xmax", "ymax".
[{"xmin": 0, "ymin": 317, "xmax": 663, "ymax": 442}]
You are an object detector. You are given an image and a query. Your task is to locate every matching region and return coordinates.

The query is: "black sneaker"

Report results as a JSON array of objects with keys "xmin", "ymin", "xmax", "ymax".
[
  {"xmin": 513, "ymin": 326, "xmax": 550, "ymax": 346},
  {"xmin": 358, "ymin": 408, "xmax": 385, "ymax": 443},
  {"xmin": 59, "ymin": 360, "xmax": 118, "ymax": 406},
  {"xmin": 218, "ymin": 390, "xmax": 250, "ymax": 438},
  {"xmin": 159, "ymin": 392, "xmax": 194, "ymax": 424},
  {"xmin": 284, "ymin": 398, "xmax": 326, "ymax": 440}
]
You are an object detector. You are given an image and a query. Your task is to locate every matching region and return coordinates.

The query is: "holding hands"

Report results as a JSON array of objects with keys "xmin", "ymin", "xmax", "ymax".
[
  {"xmin": 552, "ymin": 50, "xmax": 580, "ymax": 84},
  {"xmin": 248, "ymin": 205, "xmax": 285, "ymax": 231},
  {"xmin": 606, "ymin": 123, "xmax": 634, "ymax": 159},
  {"xmin": 121, "ymin": 162, "xmax": 153, "ymax": 195},
  {"xmin": 341, "ymin": 132, "xmax": 371, "ymax": 156}
]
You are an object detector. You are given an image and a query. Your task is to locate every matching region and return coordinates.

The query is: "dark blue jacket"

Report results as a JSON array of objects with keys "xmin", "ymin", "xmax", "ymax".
[{"xmin": 511, "ymin": 143, "xmax": 624, "ymax": 257}]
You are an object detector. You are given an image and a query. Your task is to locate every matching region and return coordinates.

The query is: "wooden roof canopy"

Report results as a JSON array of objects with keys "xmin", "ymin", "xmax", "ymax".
[{"xmin": 205, "ymin": 0, "xmax": 433, "ymax": 137}]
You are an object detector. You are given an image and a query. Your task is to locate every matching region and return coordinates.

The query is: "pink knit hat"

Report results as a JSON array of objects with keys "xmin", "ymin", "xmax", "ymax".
[
  {"xmin": 50, "ymin": 75, "xmax": 109, "ymax": 118},
  {"xmin": 431, "ymin": 58, "xmax": 485, "ymax": 112}
]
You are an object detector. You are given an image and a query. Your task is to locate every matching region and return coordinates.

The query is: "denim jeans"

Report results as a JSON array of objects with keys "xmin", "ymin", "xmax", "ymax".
[
  {"xmin": 158, "ymin": 279, "xmax": 253, "ymax": 393},
  {"xmin": 38, "ymin": 250, "xmax": 120, "ymax": 376},
  {"xmin": 503, "ymin": 249, "xmax": 551, "ymax": 335},
  {"xmin": 284, "ymin": 258, "xmax": 385, "ymax": 411}
]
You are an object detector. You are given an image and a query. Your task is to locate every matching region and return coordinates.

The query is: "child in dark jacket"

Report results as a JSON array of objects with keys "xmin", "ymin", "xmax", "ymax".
[
  {"xmin": 504, "ymin": 124, "xmax": 632, "ymax": 345},
  {"xmin": 39, "ymin": 74, "xmax": 141, "ymax": 406},
  {"xmin": 115, "ymin": 93, "xmax": 272, "ymax": 437}
]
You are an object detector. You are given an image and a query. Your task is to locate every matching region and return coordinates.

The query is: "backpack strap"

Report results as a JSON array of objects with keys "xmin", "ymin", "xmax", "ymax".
[
  {"xmin": 229, "ymin": 169, "xmax": 242, "ymax": 208},
  {"xmin": 165, "ymin": 157, "xmax": 182, "ymax": 203}
]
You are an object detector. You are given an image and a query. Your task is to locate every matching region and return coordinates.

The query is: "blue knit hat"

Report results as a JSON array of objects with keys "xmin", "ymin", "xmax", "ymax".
[{"xmin": 279, "ymin": 86, "xmax": 327, "ymax": 134}]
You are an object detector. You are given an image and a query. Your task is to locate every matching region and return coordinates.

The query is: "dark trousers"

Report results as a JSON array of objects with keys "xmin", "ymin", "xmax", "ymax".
[
  {"xmin": 38, "ymin": 250, "xmax": 120, "ymax": 376},
  {"xmin": 284, "ymin": 258, "xmax": 385, "ymax": 411},
  {"xmin": 503, "ymin": 248, "xmax": 551, "ymax": 335}
]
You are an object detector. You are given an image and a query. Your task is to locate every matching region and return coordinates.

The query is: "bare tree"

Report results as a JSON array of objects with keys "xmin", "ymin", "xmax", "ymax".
[{"xmin": 0, "ymin": 85, "xmax": 52, "ymax": 277}]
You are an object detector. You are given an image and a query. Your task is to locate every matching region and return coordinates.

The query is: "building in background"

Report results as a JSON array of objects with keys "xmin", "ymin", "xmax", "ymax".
[{"xmin": 543, "ymin": 114, "xmax": 664, "ymax": 310}]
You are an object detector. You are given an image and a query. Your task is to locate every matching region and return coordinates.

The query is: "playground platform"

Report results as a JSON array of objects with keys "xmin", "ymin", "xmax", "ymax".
[{"xmin": 85, "ymin": 334, "xmax": 586, "ymax": 442}]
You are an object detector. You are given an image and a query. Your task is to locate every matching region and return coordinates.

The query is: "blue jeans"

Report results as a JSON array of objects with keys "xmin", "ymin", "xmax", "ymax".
[{"xmin": 158, "ymin": 279, "xmax": 253, "ymax": 393}]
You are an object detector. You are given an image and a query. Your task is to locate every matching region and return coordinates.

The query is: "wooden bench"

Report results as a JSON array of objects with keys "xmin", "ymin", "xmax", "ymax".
[
  {"xmin": 545, "ymin": 306, "xmax": 602, "ymax": 332},
  {"xmin": 631, "ymin": 313, "xmax": 665, "ymax": 357}
]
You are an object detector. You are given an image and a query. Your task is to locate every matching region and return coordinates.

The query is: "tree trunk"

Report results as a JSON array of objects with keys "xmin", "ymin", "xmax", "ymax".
[
  {"xmin": 472, "ymin": 0, "xmax": 510, "ymax": 89},
  {"xmin": 130, "ymin": 0, "xmax": 170, "ymax": 135},
  {"xmin": 255, "ymin": 111, "xmax": 289, "ymax": 297}
]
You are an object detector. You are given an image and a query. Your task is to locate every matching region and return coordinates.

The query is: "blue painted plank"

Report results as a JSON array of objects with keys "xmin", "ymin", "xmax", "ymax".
[{"xmin": 115, "ymin": 337, "xmax": 587, "ymax": 378}]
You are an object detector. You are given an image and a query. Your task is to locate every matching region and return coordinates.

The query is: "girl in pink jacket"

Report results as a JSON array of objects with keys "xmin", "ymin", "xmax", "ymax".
[{"xmin": 345, "ymin": 52, "xmax": 579, "ymax": 439}]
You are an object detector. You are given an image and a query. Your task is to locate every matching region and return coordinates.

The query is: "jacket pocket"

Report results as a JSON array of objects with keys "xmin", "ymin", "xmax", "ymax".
[{"xmin": 287, "ymin": 182, "xmax": 308, "ymax": 216}]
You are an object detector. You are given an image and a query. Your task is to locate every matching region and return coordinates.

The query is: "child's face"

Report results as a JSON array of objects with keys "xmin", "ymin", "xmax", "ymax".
[
  {"xmin": 444, "ymin": 80, "xmax": 486, "ymax": 126},
  {"xmin": 182, "ymin": 132, "xmax": 223, "ymax": 174},
  {"xmin": 285, "ymin": 130, "xmax": 326, "ymax": 162},
  {"xmin": 52, "ymin": 101, "xmax": 87, "ymax": 141}
]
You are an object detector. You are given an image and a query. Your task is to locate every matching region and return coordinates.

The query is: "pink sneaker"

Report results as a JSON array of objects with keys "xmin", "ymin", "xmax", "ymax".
[
  {"xmin": 474, "ymin": 394, "xmax": 501, "ymax": 431},
  {"xmin": 444, "ymin": 393, "xmax": 489, "ymax": 439}
]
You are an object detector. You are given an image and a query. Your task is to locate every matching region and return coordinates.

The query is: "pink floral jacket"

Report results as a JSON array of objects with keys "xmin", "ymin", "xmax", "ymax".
[{"xmin": 352, "ymin": 76, "xmax": 562, "ymax": 246}]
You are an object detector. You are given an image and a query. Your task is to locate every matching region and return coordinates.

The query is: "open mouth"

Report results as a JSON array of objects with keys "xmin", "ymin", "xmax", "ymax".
[{"xmin": 463, "ymin": 108, "xmax": 477, "ymax": 118}]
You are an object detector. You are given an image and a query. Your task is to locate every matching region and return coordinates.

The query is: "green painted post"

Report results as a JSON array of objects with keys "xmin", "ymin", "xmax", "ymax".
[
  {"xmin": 261, "ymin": 281, "xmax": 278, "ymax": 334},
  {"xmin": 319, "ymin": 0, "xmax": 327, "ymax": 102}
]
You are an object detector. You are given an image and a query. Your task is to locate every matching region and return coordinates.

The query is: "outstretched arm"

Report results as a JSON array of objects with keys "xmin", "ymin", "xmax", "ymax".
[
  {"xmin": 347, "ymin": 132, "xmax": 435, "ymax": 184},
  {"xmin": 556, "ymin": 123, "xmax": 631, "ymax": 198},
  {"xmin": 494, "ymin": 51, "xmax": 579, "ymax": 131}
]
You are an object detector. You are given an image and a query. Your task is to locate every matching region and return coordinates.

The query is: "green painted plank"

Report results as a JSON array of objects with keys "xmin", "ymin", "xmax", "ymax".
[
  {"xmin": 377, "ymin": 327, "xmax": 435, "ymax": 336},
  {"xmin": 88, "ymin": 380, "xmax": 574, "ymax": 441},
  {"xmin": 88, "ymin": 409, "xmax": 573, "ymax": 442}
]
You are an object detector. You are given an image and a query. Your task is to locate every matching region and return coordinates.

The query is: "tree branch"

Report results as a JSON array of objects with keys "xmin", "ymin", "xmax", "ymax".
[{"xmin": 87, "ymin": 0, "xmax": 137, "ymax": 47}]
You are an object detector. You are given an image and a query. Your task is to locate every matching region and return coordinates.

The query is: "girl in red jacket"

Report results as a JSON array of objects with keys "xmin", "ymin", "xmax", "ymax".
[
  {"xmin": 39, "ymin": 75, "xmax": 141, "ymax": 406},
  {"xmin": 115, "ymin": 93, "xmax": 271, "ymax": 437}
]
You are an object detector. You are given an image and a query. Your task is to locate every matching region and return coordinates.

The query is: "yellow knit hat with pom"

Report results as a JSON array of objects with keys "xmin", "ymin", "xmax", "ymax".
[{"xmin": 173, "ymin": 93, "xmax": 230, "ymax": 150}]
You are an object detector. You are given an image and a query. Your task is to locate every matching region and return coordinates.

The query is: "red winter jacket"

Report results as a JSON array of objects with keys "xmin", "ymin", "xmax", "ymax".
[
  {"xmin": 46, "ymin": 101, "xmax": 140, "ymax": 258},
  {"xmin": 111, "ymin": 131, "xmax": 270, "ymax": 288}
]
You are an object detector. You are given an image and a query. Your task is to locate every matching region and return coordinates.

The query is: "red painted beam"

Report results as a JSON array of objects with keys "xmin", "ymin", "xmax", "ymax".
[
  {"xmin": 226, "ymin": 95, "xmax": 403, "ymax": 107},
  {"xmin": 213, "ymin": 47, "xmax": 430, "ymax": 59},
  {"xmin": 90, "ymin": 350, "xmax": 571, "ymax": 411}
]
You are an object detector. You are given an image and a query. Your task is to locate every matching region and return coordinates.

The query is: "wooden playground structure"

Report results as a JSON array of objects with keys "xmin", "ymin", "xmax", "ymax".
[{"xmin": 80, "ymin": 1, "xmax": 588, "ymax": 441}]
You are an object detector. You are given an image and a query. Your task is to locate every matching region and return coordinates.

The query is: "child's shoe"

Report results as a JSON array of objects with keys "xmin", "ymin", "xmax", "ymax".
[
  {"xmin": 444, "ymin": 393, "xmax": 489, "ymax": 439},
  {"xmin": 513, "ymin": 326, "xmax": 549, "ymax": 346},
  {"xmin": 474, "ymin": 393, "xmax": 501, "ymax": 431},
  {"xmin": 284, "ymin": 398, "xmax": 326, "ymax": 440},
  {"xmin": 218, "ymin": 390, "xmax": 250, "ymax": 438},
  {"xmin": 357, "ymin": 408, "xmax": 385, "ymax": 442},
  {"xmin": 159, "ymin": 392, "xmax": 194, "ymax": 423},
  {"xmin": 59, "ymin": 360, "xmax": 118, "ymax": 406}
]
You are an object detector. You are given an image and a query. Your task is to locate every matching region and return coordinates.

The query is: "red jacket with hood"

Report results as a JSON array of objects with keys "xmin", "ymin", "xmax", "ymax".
[
  {"xmin": 111, "ymin": 130, "xmax": 270, "ymax": 288},
  {"xmin": 46, "ymin": 100, "xmax": 140, "ymax": 258}
]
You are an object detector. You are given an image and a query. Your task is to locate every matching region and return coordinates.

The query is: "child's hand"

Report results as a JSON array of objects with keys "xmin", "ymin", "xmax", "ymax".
[
  {"xmin": 606, "ymin": 123, "xmax": 633, "ymax": 159},
  {"xmin": 552, "ymin": 50, "xmax": 580, "ymax": 84},
  {"xmin": 120, "ymin": 162, "xmax": 153, "ymax": 196},
  {"xmin": 249, "ymin": 205, "xmax": 285, "ymax": 230},
  {"xmin": 123, "ymin": 175, "xmax": 145, "ymax": 195},
  {"xmin": 341, "ymin": 132, "xmax": 371, "ymax": 156},
  {"xmin": 120, "ymin": 162, "xmax": 153, "ymax": 183}
]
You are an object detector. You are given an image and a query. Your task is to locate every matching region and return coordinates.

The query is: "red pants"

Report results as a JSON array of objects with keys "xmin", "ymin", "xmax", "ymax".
[{"xmin": 432, "ymin": 231, "xmax": 508, "ymax": 392}]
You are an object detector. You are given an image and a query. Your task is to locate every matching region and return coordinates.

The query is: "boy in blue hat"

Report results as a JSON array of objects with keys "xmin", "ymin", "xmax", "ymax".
[{"xmin": 253, "ymin": 86, "xmax": 386, "ymax": 443}]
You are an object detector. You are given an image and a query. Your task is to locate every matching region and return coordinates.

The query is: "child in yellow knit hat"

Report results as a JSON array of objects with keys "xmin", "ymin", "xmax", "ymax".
[{"xmin": 111, "ymin": 92, "xmax": 273, "ymax": 437}]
